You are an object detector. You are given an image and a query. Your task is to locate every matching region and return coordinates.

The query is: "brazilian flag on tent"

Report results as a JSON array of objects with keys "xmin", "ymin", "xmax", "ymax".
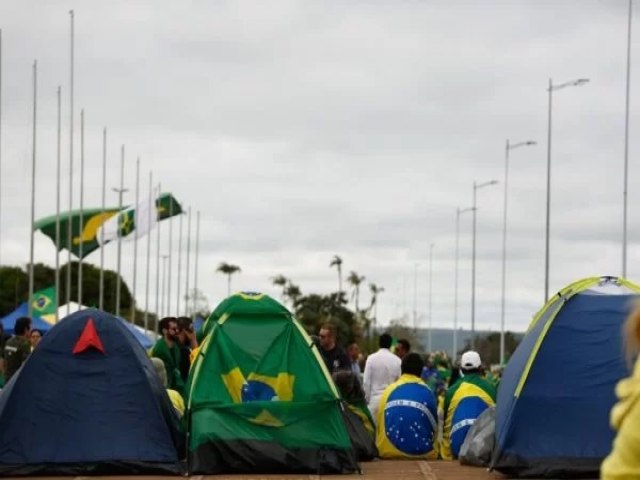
[{"xmin": 186, "ymin": 292, "xmax": 358, "ymax": 474}]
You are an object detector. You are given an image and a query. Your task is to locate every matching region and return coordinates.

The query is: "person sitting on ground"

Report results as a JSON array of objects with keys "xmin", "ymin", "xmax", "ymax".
[
  {"xmin": 333, "ymin": 370, "xmax": 375, "ymax": 436},
  {"xmin": 601, "ymin": 302, "xmax": 640, "ymax": 479},
  {"xmin": 375, "ymin": 352, "xmax": 438, "ymax": 459},
  {"xmin": 4, "ymin": 317, "xmax": 32, "ymax": 383},
  {"xmin": 317, "ymin": 323, "xmax": 350, "ymax": 374},
  {"xmin": 151, "ymin": 357, "xmax": 185, "ymax": 417},
  {"xmin": 441, "ymin": 351, "xmax": 496, "ymax": 460},
  {"xmin": 363, "ymin": 333, "xmax": 401, "ymax": 421},
  {"xmin": 394, "ymin": 339, "xmax": 411, "ymax": 359},
  {"xmin": 150, "ymin": 317, "xmax": 185, "ymax": 397}
]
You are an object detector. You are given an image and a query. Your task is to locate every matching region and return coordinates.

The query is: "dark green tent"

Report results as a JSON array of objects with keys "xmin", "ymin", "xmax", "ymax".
[{"xmin": 186, "ymin": 292, "xmax": 358, "ymax": 474}]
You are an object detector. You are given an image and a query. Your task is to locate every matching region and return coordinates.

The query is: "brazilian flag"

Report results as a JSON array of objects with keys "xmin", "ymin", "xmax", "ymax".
[
  {"xmin": 186, "ymin": 292, "xmax": 357, "ymax": 474},
  {"xmin": 31, "ymin": 286, "xmax": 57, "ymax": 323}
]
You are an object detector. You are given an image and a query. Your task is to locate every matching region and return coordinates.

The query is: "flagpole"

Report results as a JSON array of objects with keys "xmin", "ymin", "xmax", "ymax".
[
  {"xmin": 78, "ymin": 109, "xmax": 85, "ymax": 308},
  {"xmin": 167, "ymin": 201, "xmax": 173, "ymax": 315},
  {"xmin": 55, "ymin": 86, "xmax": 62, "ymax": 321},
  {"xmin": 28, "ymin": 60, "xmax": 37, "ymax": 318},
  {"xmin": 193, "ymin": 210, "xmax": 200, "ymax": 319},
  {"xmin": 176, "ymin": 212, "xmax": 183, "ymax": 316},
  {"xmin": 99, "ymin": 127, "xmax": 106, "ymax": 310},
  {"xmin": 144, "ymin": 171, "xmax": 153, "ymax": 332},
  {"xmin": 114, "ymin": 145, "xmax": 126, "ymax": 317},
  {"xmin": 155, "ymin": 183, "xmax": 162, "ymax": 326},
  {"xmin": 130, "ymin": 156, "xmax": 140, "ymax": 322},
  {"xmin": 66, "ymin": 10, "xmax": 74, "ymax": 316},
  {"xmin": 0, "ymin": 29, "xmax": 3, "ymax": 266},
  {"xmin": 185, "ymin": 207, "xmax": 192, "ymax": 317},
  {"xmin": 161, "ymin": 254, "xmax": 168, "ymax": 317}
]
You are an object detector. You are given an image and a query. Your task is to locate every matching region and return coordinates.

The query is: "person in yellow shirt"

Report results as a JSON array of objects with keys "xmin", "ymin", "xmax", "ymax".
[
  {"xmin": 601, "ymin": 304, "xmax": 640, "ymax": 479},
  {"xmin": 375, "ymin": 353, "xmax": 438, "ymax": 459}
]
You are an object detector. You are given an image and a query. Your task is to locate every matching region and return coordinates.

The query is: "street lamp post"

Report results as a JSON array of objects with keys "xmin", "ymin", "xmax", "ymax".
[
  {"xmin": 428, "ymin": 243, "xmax": 435, "ymax": 352},
  {"xmin": 454, "ymin": 206, "xmax": 473, "ymax": 358},
  {"xmin": 471, "ymin": 179, "xmax": 498, "ymax": 349},
  {"xmin": 500, "ymin": 140, "xmax": 536, "ymax": 365},
  {"xmin": 544, "ymin": 77, "xmax": 589, "ymax": 302}
]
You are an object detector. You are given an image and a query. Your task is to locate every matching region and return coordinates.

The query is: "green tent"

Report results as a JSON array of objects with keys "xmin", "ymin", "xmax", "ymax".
[{"xmin": 186, "ymin": 292, "xmax": 358, "ymax": 474}]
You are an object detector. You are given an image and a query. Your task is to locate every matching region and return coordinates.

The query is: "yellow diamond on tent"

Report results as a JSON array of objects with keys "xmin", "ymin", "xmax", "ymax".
[{"xmin": 250, "ymin": 409, "xmax": 284, "ymax": 427}]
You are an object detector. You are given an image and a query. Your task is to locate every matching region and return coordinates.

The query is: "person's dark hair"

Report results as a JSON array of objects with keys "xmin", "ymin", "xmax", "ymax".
[
  {"xmin": 401, "ymin": 352, "xmax": 425, "ymax": 377},
  {"xmin": 397, "ymin": 339, "xmax": 411, "ymax": 352},
  {"xmin": 449, "ymin": 364, "xmax": 461, "ymax": 387},
  {"xmin": 332, "ymin": 370, "xmax": 365, "ymax": 403},
  {"xmin": 177, "ymin": 316, "xmax": 193, "ymax": 331},
  {"xmin": 14, "ymin": 317, "xmax": 32, "ymax": 336},
  {"xmin": 379, "ymin": 333, "xmax": 392, "ymax": 349},
  {"xmin": 159, "ymin": 316, "xmax": 177, "ymax": 333},
  {"xmin": 320, "ymin": 323, "xmax": 336, "ymax": 338}
]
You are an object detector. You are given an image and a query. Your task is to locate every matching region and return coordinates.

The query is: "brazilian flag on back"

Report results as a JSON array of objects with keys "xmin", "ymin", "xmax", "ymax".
[{"xmin": 186, "ymin": 292, "xmax": 357, "ymax": 475}]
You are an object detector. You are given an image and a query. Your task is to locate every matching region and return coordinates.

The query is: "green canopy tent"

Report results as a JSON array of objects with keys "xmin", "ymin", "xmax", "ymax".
[{"xmin": 186, "ymin": 292, "xmax": 358, "ymax": 474}]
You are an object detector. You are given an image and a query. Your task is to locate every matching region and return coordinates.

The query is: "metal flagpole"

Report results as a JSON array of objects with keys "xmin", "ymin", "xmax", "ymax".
[
  {"xmin": 28, "ymin": 61, "xmax": 37, "ymax": 318},
  {"xmin": 78, "ymin": 109, "xmax": 85, "ymax": 307},
  {"xmin": 130, "ymin": 157, "xmax": 140, "ymax": 322},
  {"xmin": 99, "ymin": 128, "xmax": 106, "ymax": 310},
  {"xmin": 184, "ymin": 207, "xmax": 192, "ymax": 317},
  {"xmin": 623, "ymin": 0, "xmax": 633, "ymax": 278},
  {"xmin": 66, "ymin": 10, "xmax": 74, "ymax": 316},
  {"xmin": 55, "ymin": 87, "xmax": 62, "ymax": 321},
  {"xmin": 114, "ymin": 145, "xmax": 126, "ymax": 317},
  {"xmin": 193, "ymin": 210, "xmax": 200, "ymax": 319},
  {"xmin": 167, "ymin": 201, "xmax": 173, "ymax": 315},
  {"xmin": 0, "ymin": 29, "xmax": 3, "ymax": 266},
  {"xmin": 155, "ymin": 183, "xmax": 162, "ymax": 327},
  {"xmin": 161, "ymin": 254, "xmax": 168, "ymax": 317},
  {"xmin": 144, "ymin": 172, "xmax": 153, "ymax": 332},
  {"xmin": 176, "ymin": 212, "xmax": 183, "ymax": 315}
]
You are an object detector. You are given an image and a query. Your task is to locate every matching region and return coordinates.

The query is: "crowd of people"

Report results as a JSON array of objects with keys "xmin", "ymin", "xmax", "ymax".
[{"xmin": 313, "ymin": 322, "xmax": 497, "ymax": 460}]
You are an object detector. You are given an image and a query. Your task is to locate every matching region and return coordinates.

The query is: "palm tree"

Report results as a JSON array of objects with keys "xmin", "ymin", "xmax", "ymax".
[
  {"xmin": 368, "ymin": 283, "xmax": 385, "ymax": 331},
  {"xmin": 271, "ymin": 274, "xmax": 288, "ymax": 300},
  {"xmin": 347, "ymin": 270, "xmax": 365, "ymax": 313},
  {"xmin": 329, "ymin": 255, "xmax": 343, "ymax": 295},
  {"xmin": 216, "ymin": 262, "xmax": 241, "ymax": 296},
  {"xmin": 284, "ymin": 282, "xmax": 302, "ymax": 307}
]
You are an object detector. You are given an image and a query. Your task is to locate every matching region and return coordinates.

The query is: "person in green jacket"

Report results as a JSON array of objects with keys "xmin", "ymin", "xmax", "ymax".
[{"xmin": 150, "ymin": 317, "xmax": 185, "ymax": 397}]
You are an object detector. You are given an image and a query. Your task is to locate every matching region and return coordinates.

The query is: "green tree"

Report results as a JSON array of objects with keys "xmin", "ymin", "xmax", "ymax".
[
  {"xmin": 271, "ymin": 274, "xmax": 288, "ymax": 300},
  {"xmin": 216, "ymin": 262, "xmax": 241, "ymax": 296},
  {"xmin": 329, "ymin": 255, "xmax": 343, "ymax": 295},
  {"xmin": 462, "ymin": 331, "xmax": 520, "ymax": 365},
  {"xmin": 347, "ymin": 271, "xmax": 365, "ymax": 313}
]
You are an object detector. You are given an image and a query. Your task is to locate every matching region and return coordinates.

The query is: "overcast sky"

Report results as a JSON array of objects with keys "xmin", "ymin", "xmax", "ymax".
[{"xmin": 0, "ymin": 1, "xmax": 638, "ymax": 332}]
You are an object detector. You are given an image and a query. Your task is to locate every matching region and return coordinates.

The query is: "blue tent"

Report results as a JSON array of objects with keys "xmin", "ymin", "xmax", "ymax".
[
  {"xmin": 0, "ymin": 308, "xmax": 184, "ymax": 475},
  {"xmin": 1, "ymin": 302, "xmax": 51, "ymax": 335},
  {"xmin": 491, "ymin": 276, "xmax": 639, "ymax": 478},
  {"xmin": 119, "ymin": 318, "xmax": 154, "ymax": 349}
]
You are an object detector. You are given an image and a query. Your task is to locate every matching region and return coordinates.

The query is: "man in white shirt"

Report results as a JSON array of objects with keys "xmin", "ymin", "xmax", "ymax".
[{"xmin": 363, "ymin": 333, "xmax": 401, "ymax": 422}]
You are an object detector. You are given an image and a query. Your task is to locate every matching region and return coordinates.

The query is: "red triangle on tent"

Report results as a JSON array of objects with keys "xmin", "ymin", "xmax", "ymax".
[{"xmin": 72, "ymin": 318, "xmax": 105, "ymax": 355}]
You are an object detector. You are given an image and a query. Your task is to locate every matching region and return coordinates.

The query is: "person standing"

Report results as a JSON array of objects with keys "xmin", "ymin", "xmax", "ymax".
[
  {"xmin": 318, "ymin": 323, "xmax": 350, "ymax": 374},
  {"xmin": 150, "ymin": 317, "xmax": 185, "ymax": 397},
  {"xmin": 602, "ymin": 303, "xmax": 640, "ymax": 478},
  {"xmin": 4, "ymin": 317, "xmax": 32, "ymax": 383},
  {"xmin": 176, "ymin": 317, "xmax": 198, "ymax": 382},
  {"xmin": 395, "ymin": 339, "xmax": 411, "ymax": 359},
  {"xmin": 347, "ymin": 341, "xmax": 362, "ymax": 379},
  {"xmin": 363, "ymin": 333, "xmax": 401, "ymax": 421}
]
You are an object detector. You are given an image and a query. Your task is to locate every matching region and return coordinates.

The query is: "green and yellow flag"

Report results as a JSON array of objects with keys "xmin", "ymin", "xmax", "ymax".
[
  {"xmin": 34, "ymin": 193, "xmax": 183, "ymax": 259},
  {"xmin": 31, "ymin": 286, "xmax": 57, "ymax": 324}
]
